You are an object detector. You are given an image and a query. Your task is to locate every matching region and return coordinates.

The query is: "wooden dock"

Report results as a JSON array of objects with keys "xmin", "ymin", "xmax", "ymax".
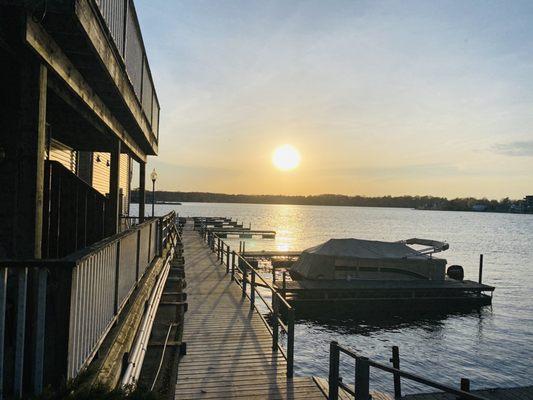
[
  {"xmin": 403, "ymin": 386, "xmax": 533, "ymax": 400},
  {"xmin": 174, "ymin": 221, "xmax": 325, "ymax": 399}
]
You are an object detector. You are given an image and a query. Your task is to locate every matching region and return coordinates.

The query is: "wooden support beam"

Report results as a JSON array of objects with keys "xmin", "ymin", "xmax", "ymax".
[
  {"xmin": 108, "ymin": 140, "xmax": 121, "ymax": 235},
  {"xmin": 9, "ymin": 55, "xmax": 48, "ymax": 259},
  {"xmin": 74, "ymin": 0, "xmax": 158, "ymax": 154},
  {"xmin": 25, "ymin": 19, "xmax": 147, "ymax": 163}
]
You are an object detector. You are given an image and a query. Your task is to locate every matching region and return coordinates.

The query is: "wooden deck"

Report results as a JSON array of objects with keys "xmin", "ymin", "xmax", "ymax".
[
  {"xmin": 174, "ymin": 222, "xmax": 325, "ymax": 399},
  {"xmin": 403, "ymin": 386, "xmax": 533, "ymax": 400}
]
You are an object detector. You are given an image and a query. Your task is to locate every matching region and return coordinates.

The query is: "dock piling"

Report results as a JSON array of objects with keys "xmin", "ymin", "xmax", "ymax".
[
  {"xmin": 355, "ymin": 357, "xmax": 370, "ymax": 400},
  {"xmin": 391, "ymin": 346, "xmax": 402, "ymax": 398},
  {"xmin": 328, "ymin": 341, "xmax": 340, "ymax": 400},
  {"xmin": 478, "ymin": 254, "xmax": 483, "ymax": 284},
  {"xmin": 459, "ymin": 378, "xmax": 471, "ymax": 399}
]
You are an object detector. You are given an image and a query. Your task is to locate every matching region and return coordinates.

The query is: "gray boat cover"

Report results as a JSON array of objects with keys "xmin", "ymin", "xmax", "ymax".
[{"xmin": 290, "ymin": 238, "xmax": 446, "ymax": 281}]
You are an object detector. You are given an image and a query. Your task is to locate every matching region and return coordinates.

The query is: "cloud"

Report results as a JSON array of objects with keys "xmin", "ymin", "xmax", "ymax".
[{"xmin": 493, "ymin": 141, "xmax": 533, "ymax": 157}]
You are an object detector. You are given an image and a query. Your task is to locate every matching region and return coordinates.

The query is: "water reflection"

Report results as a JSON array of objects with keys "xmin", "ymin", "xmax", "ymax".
[{"xmin": 296, "ymin": 305, "xmax": 493, "ymax": 337}]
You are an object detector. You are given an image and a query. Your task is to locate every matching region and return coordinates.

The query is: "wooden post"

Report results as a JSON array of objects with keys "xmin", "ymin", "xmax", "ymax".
[
  {"xmin": 272, "ymin": 294, "xmax": 279, "ymax": 351},
  {"xmin": 231, "ymin": 251, "xmax": 236, "ymax": 281},
  {"xmin": 226, "ymin": 245, "xmax": 230, "ymax": 273},
  {"xmin": 272, "ymin": 264, "xmax": 276, "ymax": 283},
  {"xmin": 391, "ymin": 346, "xmax": 401, "ymax": 399},
  {"xmin": 282, "ymin": 271, "xmax": 287, "ymax": 298},
  {"xmin": 242, "ymin": 262, "xmax": 247, "ymax": 297},
  {"xmin": 328, "ymin": 341, "xmax": 340, "ymax": 400},
  {"xmin": 139, "ymin": 162, "xmax": 146, "ymax": 223},
  {"xmin": 478, "ymin": 254, "xmax": 483, "ymax": 284},
  {"xmin": 459, "ymin": 378, "xmax": 470, "ymax": 400},
  {"xmin": 250, "ymin": 269, "xmax": 256, "ymax": 308},
  {"xmin": 287, "ymin": 308, "xmax": 295, "ymax": 378},
  {"xmin": 11, "ymin": 60, "xmax": 48, "ymax": 258},
  {"xmin": 108, "ymin": 140, "xmax": 121, "ymax": 235},
  {"xmin": 355, "ymin": 357, "xmax": 370, "ymax": 400}
]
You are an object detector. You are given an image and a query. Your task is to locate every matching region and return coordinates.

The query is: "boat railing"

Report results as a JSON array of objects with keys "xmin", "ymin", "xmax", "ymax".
[
  {"xmin": 327, "ymin": 341, "xmax": 488, "ymax": 400},
  {"xmin": 201, "ymin": 230, "xmax": 295, "ymax": 378}
]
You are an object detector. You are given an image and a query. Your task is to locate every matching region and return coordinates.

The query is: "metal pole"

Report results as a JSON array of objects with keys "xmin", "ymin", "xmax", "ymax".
[
  {"xmin": 478, "ymin": 254, "xmax": 483, "ymax": 284},
  {"xmin": 287, "ymin": 308, "xmax": 295, "ymax": 378},
  {"xmin": 328, "ymin": 341, "xmax": 340, "ymax": 400},
  {"xmin": 391, "ymin": 346, "xmax": 401, "ymax": 399},
  {"xmin": 151, "ymin": 179, "xmax": 155, "ymax": 217},
  {"xmin": 355, "ymin": 357, "xmax": 370, "ymax": 400}
]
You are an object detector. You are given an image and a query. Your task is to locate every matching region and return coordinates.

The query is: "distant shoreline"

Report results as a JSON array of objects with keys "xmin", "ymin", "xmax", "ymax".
[{"xmin": 131, "ymin": 190, "xmax": 532, "ymax": 214}]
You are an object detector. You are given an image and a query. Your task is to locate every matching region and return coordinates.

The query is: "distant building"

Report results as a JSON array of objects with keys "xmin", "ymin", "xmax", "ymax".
[{"xmin": 525, "ymin": 196, "xmax": 533, "ymax": 213}]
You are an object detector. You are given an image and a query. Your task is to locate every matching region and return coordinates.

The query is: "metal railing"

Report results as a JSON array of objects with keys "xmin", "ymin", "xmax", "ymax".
[
  {"xmin": 328, "ymin": 341, "xmax": 487, "ymax": 400},
  {"xmin": 94, "ymin": 0, "xmax": 160, "ymax": 137},
  {"xmin": 202, "ymin": 229, "xmax": 295, "ymax": 378},
  {"xmin": 0, "ymin": 211, "xmax": 177, "ymax": 398}
]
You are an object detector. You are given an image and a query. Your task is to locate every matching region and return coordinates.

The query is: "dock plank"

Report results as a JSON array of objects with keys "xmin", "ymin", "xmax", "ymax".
[{"xmin": 175, "ymin": 221, "xmax": 325, "ymax": 399}]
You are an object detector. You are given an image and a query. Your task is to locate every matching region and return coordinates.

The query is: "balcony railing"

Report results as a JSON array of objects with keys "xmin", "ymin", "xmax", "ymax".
[
  {"xmin": 0, "ymin": 211, "xmax": 177, "ymax": 398},
  {"xmin": 43, "ymin": 160, "xmax": 109, "ymax": 258},
  {"xmin": 94, "ymin": 0, "xmax": 160, "ymax": 139}
]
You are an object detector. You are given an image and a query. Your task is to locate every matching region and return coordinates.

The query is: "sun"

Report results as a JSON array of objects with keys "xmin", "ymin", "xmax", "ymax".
[{"xmin": 272, "ymin": 144, "xmax": 301, "ymax": 171}]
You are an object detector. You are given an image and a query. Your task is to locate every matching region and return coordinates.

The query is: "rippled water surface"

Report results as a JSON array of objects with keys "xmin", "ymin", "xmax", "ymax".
[{"xmin": 133, "ymin": 202, "xmax": 533, "ymax": 393}]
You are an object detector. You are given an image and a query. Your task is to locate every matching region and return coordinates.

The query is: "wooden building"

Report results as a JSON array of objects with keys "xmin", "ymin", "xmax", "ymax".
[{"xmin": 0, "ymin": 1, "xmax": 172, "ymax": 397}]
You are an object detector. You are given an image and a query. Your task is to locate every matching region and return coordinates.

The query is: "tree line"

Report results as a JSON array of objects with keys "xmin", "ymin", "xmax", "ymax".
[{"xmin": 131, "ymin": 190, "xmax": 527, "ymax": 213}]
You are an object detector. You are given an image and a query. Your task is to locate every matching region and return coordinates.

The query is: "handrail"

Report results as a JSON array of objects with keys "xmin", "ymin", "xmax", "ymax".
[
  {"xmin": 328, "ymin": 341, "xmax": 488, "ymax": 400},
  {"xmin": 201, "ymin": 228, "xmax": 295, "ymax": 378},
  {"xmin": 0, "ymin": 211, "xmax": 177, "ymax": 397}
]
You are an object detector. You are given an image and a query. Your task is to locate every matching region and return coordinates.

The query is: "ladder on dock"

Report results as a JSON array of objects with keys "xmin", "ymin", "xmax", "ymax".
[{"xmin": 174, "ymin": 220, "xmax": 325, "ymax": 399}]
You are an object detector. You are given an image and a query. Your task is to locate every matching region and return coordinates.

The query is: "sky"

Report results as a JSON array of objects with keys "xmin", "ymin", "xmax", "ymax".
[{"xmin": 135, "ymin": 0, "xmax": 533, "ymax": 199}]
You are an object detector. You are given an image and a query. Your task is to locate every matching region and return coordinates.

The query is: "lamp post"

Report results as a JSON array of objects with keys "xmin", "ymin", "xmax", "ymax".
[{"xmin": 151, "ymin": 168, "xmax": 157, "ymax": 217}]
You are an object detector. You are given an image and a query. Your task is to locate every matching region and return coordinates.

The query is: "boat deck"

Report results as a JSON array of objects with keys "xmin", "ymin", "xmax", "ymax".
[
  {"xmin": 278, "ymin": 279, "xmax": 495, "ymax": 292},
  {"xmin": 174, "ymin": 222, "xmax": 325, "ymax": 399}
]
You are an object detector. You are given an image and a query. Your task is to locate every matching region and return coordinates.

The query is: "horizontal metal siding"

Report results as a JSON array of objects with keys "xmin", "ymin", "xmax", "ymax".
[
  {"xmin": 49, "ymin": 139, "xmax": 77, "ymax": 174},
  {"xmin": 125, "ymin": 3, "xmax": 143, "ymax": 99},
  {"xmin": 92, "ymin": 152, "xmax": 110, "ymax": 195},
  {"xmin": 152, "ymin": 95, "xmax": 160, "ymax": 137},
  {"xmin": 119, "ymin": 154, "xmax": 130, "ymax": 215},
  {"xmin": 141, "ymin": 59, "xmax": 153, "ymax": 123},
  {"xmin": 95, "ymin": 0, "xmax": 126, "ymax": 57}
]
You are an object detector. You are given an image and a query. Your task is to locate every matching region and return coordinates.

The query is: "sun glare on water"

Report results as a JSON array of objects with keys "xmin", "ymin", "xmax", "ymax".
[{"xmin": 272, "ymin": 144, "xmax": 301, "ymax": 171}]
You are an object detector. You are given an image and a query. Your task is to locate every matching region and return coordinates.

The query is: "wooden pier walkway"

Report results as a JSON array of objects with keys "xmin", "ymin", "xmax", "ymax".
[{"xmin": 174, "ymin": 221, "xmax": 325, "ymax": 399}]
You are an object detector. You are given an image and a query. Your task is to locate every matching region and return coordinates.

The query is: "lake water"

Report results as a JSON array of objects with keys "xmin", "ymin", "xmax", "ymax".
[{"xmin": 132, "ymin": 202, "xmax": 533, "ymax": 394}]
